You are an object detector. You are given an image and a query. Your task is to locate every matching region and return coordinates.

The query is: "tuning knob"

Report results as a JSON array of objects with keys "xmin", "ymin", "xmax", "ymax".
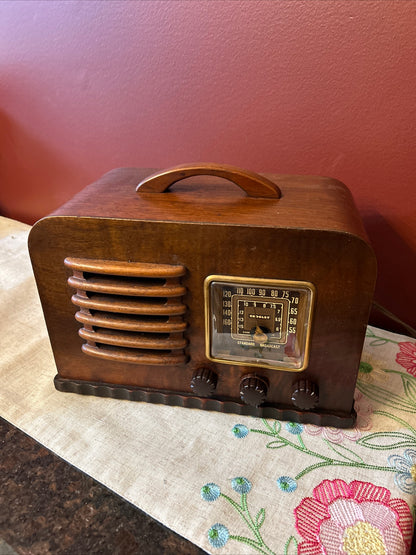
[
  {"xmin": 291, "ymin": 379, "xmax": 319, "ymax": 410},
  {"xmin": 240, "ymin": 375, "xmax": 268, "ymax": 407},
  {"xmin": 190, "ymin": 368, "xmax": 217, "ymax": 397}
]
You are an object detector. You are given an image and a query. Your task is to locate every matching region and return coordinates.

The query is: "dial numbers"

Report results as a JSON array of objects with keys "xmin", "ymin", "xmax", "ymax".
[
  {"xmin": 205, "ymin": 276, "xmax": 315, "ymax": 372},
  {"xmin": 232, "ymin": 297, "xmax": 288, "ymax": 343}
]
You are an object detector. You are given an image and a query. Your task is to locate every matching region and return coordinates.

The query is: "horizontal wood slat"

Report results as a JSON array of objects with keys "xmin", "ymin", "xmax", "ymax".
[
  {"xmin": 71, "ymin": 294, "xmax": 186, "ymax": 316},
  {"xmin": 65, "ymin": 257, "xmax": 185, "ymax": 278},
  {"xmin": 79, "ymin": 327, "xmax": 188, "ymax": 350},
  {"xmin": 81, "ymin": 344, "xmax": 188, "ymax": 366},
  {"xmin": 68, "ymin": 275, "xmax": 185, "ymax": 297},
  {"xmin": 74, "ymin": 311, "xmax": 187, "ymax": 333}
]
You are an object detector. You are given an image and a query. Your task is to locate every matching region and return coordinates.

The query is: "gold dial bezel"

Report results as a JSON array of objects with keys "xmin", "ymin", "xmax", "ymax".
[{"xmin": 204, "ymin": 275, "xmax": 315, "ymax": 372}]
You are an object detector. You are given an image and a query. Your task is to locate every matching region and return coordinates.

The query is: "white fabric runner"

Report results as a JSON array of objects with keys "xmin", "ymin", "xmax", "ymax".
[{"xmin": 1, "ymin": 216, "xmax": 415, "ymax": 554}]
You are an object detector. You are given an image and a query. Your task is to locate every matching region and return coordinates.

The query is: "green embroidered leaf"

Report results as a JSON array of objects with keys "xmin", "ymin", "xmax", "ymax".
[
  {"xmin": 403, "ymin": 376, "xmax": 416, "ymax": 403},
  {"xmin": 324, "ymin": 440, "xmax": 364, "ymax": 463},
  {"xmin": 359, "ymin": 361, "xmax": 373, "ymax": 374},
  {"xmin": 357, "ymin": 431, "xmax": 416, "ymax": 450},
  {"xmin": 369, "ymin": 338, "xmax": 389, "ymax": 347},
  {"xmin": 356, "ymin": 381, "xmax": 416, "ymax": 413},
  {"xmin": 262, "ymin": 419, "xmax": 281, "ymax": 435},
  {"xmin": 374, "ymin": 410, "xmax": 416, "ymax": 437},
  {"xmin": 273, "ymin": 420, "xmax": 281, "ymax": 434},
  {"xmin": 266, "ymin": 440, "xmax": 286, "ymax": 449},
  {"xmin": 255, "ymin": 507, "xmax": 266, "ymax": 529},
  {"xmin": 284, "ymin": 536, "xmax": 298, "ymax": 555},
  {"xmin": 365, "ymin": 329, "xmax": 399, "ymax": 347},
  {"xmin": 218, "ymin": 486, "xmax": 276, "ymax": 554}
]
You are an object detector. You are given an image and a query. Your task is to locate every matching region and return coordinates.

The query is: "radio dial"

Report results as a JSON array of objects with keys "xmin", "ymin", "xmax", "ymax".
[
  {"xmin": 205, "ymin": 276, "xmax": 315, "ymax": 372},
  {"xmin": 252, "ymin": 325, "xmax": 269, "ymax": 344},
  {"xmin": 291, "ymin": 379, "xmax": 319, "ymax": 410},
  {"xmin": 240, "ymin": 375, "xmax": 268, "ymax": 407},
  {"xmin": 190, "ymin": 368, "xmax": 217, "ymax": 397}
]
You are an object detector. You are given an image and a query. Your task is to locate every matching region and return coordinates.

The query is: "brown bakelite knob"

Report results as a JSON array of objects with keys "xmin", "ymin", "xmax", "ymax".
[
  {"xmin": 190, "ymin": 368, "xmax": 217, "ymax": 397},
  {"xmin": 240, "ymin": 375, "xmax": 268, "ymax": 407},
  {"xmin": 291, "ymin": 379, "xmax": 319, "ymax": 410}
]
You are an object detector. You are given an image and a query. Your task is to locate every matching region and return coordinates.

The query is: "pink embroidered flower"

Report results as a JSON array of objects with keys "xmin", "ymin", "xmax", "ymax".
[
  {"xmin": 305, "ymin": 391, "xmax": 373, "ymax": 444},
  {"xmin": 396, "ymin": 342, "xmax": 416, "ymax": 377},
  {"xmin": 351, "ymin": 390, "xmax": 373, "ymax": 431},
  {"xmin": 295, "ymin": 479, "xmax": 413, "ymax": 554},
  {"xmin": 305, "ymin": 424, "xmax": 361, "ymax": 444}
]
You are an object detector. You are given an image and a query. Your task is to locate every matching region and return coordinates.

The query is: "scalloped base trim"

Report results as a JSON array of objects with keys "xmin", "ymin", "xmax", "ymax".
[{"xmin": 54, "ymin": 376, "xmax": 357, "ymax": 428}]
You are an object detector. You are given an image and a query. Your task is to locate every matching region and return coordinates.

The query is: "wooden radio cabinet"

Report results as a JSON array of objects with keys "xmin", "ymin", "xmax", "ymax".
[{"xmin": 29, "ymin": 163, "xmax": 376, "ymax": 427}]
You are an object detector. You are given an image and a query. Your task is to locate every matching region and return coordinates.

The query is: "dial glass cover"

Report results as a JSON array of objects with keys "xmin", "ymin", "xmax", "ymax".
[{"xmin": 204, "ymin": 276, "xmax": 315, "ymax": 371}]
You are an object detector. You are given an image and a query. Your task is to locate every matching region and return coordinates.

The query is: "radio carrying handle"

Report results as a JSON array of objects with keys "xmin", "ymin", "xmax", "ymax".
[{"xmin": 136, "ymin": 163, "xmax": 281, "ymax": 199}]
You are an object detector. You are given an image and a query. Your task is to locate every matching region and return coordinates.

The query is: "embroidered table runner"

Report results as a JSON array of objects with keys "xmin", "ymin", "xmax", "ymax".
[{"xmin": 1, "ymin": 215, "xmax": 416, "ymax": 554}]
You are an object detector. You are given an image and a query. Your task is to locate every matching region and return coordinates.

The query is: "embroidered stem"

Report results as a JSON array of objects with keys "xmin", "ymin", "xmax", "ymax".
[
  {"xmin": 250, "ymin": 423, "xmax": 332, "ymax": 463},
  {"xmin": 356, "ymin": 381, "xmax": 416, "ymax": 413},
  {"xmin": 221, "ymin": 493, "xmax": 255, "ymax": 538},
  {"xmin": 366, "ymin": 328, "xmax": 400, "ymax": 346},
  {"xmin": 228, "ymin": 536, "xmax": 275, "ymax": 555},
  {"xmin": 295, "ymin": 459, "xmax": 397, "ymax": 480},
  {"xmin": 297, "ymin": 434, "xmax": 306, "ymax": 450},
  {"xmin": 220, "ymin": 493, "xmax": 275, "ymax": 555},
  {"xmin": 251, "ymin": 419, "xmax": 407, "ymax": 483},
  {"xmin": 374, "ymin": 410, "xmax": 416, "ymax": 436}
]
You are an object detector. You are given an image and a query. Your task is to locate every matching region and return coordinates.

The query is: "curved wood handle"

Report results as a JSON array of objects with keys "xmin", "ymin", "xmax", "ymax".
[{"xmin": 136, "ymin": 163, "xmax": 281, "ymax": 198}]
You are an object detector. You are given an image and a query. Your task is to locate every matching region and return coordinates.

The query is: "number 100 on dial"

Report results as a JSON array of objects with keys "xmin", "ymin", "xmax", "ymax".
[{"xmin": 204, "ymin": 276, "xmax": 315, "ymax": 371}]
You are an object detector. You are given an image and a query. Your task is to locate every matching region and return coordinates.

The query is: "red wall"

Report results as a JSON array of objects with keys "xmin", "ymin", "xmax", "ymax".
[{"xmin": 1, "ymin": 1, "xmax": 415, "ymax": 328}]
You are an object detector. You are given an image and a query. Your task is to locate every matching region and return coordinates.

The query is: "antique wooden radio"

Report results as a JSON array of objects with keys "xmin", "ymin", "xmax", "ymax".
[{"xmin": 29, "ymin": 163, "xmax": 376, "ymax": 427}]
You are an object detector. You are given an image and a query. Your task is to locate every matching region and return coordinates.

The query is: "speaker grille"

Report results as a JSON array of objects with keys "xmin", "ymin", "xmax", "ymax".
[{"xmin": 65, "ymin": 257, "xmax": 188, "ymax": 365}]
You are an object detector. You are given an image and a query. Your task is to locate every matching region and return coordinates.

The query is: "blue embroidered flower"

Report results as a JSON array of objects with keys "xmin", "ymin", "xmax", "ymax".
[
  {"xmin": 201, "ymin": 483, "xmax": 221, "ymax": 502},
  {"xmin": 231, "ymin": 476, "xmax": 252, "ymax": 494},
  {"xmin": 285, "ymin": 422, "xmax": 304, "ymax": 435},
  {"xmin": 388, "ymin": 449, "xmax": 416, "ymax": 494},
  {"xmin": 277, "ymin": 476, "xmax": 297, "ymax": 493},
  {"xmin": 232, "ymin": 424, "xmax": 249, "ymax": 438},
  {"xmin": 208, "ymin": 523, "xmax": 229, "ymax": 548}
]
